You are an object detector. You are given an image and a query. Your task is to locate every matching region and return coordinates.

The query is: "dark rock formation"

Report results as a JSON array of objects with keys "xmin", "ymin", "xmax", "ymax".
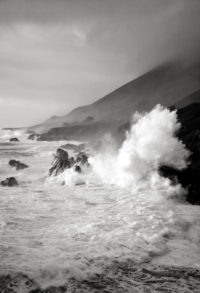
[
  {"xmin": 74, "ymin": 165, "xmax": 82, "ymax": 173},
  {"xmin": 49, "ymin": 148, "xmax": 71, "ymax": 176},
  {"xmin": 76, "ymin": 152, "xmax": 89, "ymax": 166},
  {"xmin": 49, "ymin": 149, "xmax": 89, "ymax": 176},
  {"xmin": 160, "ymin": 103, "xmax": 200, "ymax": 205},
  {"xmin": 61, "ymin": 143, "xmax": 85, "ymax": 152},
  {"xmin": 1, "ymin": 263, "xmax": 200, "ymax": 293},
  {"xmin": 1, "ymin": 177, "xmax": 18, "ymax": 187},
  {"xmin": 116, "ymin": 103, "xmax": 200, "ymax": 204},
  {"xmin": 9, "ymin": 159, "xmax": 28, "ymax": 170},
  {"xmin": 9, "ymin": 137, "xmax": 19, "ymax": 142}
]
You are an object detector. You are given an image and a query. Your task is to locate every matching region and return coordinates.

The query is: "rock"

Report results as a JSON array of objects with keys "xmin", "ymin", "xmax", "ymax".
[
  {"xmin": 49, "ymin": 148, "xmax": 71, "ymax": 176},
  {"xmin": 9, "ymin": 159, "xmax": 28, "ymax": 170},
  {"xmin": 61, "ymin": 143, "xmax": 85, "ymax": 152},
  {"xmin": 159, "ymin": 103, "xmax": 200, "ymax": 205},
  {"xmin": 49, "ymin": 148, "xmax": 90, "ymax": 177},
  {"xmin": 76, "ymin": 152, "xmax": 89, "ymax": 165},
  {"xmin": 187, "ymin": 183, "xmax": 200, "ymax": 205},
  {"xmin": 69, "ymin": 157, "xmax": 75, "ymax": 166},
  {"xmin": 159, "ymin": 166, "xmax": 180, "ymax": 185},
  {"xmin": 9, "ymin": 137, "xmax": 19, "ymax": 142},
  {"xmin": 1, "ymin": 177, "xmax": 18, "ymax": 187},
  {"xmin": 74, "ymin": 165, "xmax": 82, "ymax": 173}
]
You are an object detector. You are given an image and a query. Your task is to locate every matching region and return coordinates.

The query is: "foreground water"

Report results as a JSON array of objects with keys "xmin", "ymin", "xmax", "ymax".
[{"xmin": 0, "ymin": 131, "xmax": 200, "ymax": 292}]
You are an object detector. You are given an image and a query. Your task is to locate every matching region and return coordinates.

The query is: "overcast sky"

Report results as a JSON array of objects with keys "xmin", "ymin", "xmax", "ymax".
[{"xmin": 0, "ymin": 0, "xmax": 199, "ymax": 127}]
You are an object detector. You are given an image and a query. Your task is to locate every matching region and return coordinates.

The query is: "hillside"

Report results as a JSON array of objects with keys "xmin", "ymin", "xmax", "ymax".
[
  {"xmin": 31, "ymin": 61, "xmax": 200, "ymax": 139},
  {"xmin": 38, "ymin": 121, "xmax": 117, "ymax": 143},
  {"xmin": 64, "ymin": 62, "xmax": 200, "ymax": 124},
  {"xmin": 175, "ymin": 89, "xmax": 200, "ymax": 108}
]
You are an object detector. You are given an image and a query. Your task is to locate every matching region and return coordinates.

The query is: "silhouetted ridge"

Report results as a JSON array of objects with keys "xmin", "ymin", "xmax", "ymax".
[{"xmin": 175, "ymin": 90, "xmax": 200, "ymax": 108}]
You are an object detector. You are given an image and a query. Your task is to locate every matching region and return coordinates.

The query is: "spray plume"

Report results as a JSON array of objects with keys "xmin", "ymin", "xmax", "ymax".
[{"xmin": 89, "ymin": 105, "xmax": 189, "ymax": 194}]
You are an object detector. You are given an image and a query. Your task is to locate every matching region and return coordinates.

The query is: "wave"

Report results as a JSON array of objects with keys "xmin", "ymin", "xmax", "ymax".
[{"xmin": 0, "ymin": 106, "xmax": 199, "ymax": 291}]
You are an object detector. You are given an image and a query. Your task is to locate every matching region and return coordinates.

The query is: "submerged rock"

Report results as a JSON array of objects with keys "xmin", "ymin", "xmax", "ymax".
[
  {"xmin": 9, "ymin": 159, "xmax": 28, "ymax": 170},
  {"xmin": 49, "ymin": 148, "xmax": 71, "ymax": 176},
  {"xmin": 9, "ymin": 137, "xmax": 19, "ymax": 142},
  {"xmin": 69, "ymin": 157, "xmax": 75, "ymax": 166},
  {"xmin": 1, "ymin": 177, "xmax": 18, "ymax": 187}
]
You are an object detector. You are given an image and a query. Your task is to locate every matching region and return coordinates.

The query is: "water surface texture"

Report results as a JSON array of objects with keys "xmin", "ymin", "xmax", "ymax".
[{"xmin": 0, "ymin": 129, "xmax": 199, "ymax": 292}]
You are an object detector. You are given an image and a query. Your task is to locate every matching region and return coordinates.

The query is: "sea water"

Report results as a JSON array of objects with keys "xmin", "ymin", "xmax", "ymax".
[{"xmin": 0, "ymin": 110, "xmax": 200, "ymax": 292}]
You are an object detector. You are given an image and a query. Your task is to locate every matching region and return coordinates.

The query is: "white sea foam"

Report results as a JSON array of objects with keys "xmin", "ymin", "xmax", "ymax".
[
  {"xmin": 0, "ymin": 106, "xmax": 199, "ymax": 291},
  {"xmin": 0, "ymin": 128, "xmax": 28, "ymax": 142},
  {"xmin": 89, "ymin": 105, "xmax": 189, "ymax": 196}
]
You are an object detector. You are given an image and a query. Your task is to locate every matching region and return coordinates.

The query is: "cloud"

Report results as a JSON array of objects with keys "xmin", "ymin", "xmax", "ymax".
[{"xmin": 0, "ymin": 0, "xmax": 199, "ymax": 126}]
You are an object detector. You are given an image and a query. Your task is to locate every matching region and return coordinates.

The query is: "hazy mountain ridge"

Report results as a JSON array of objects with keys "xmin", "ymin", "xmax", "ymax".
[
  {"xmin": 30, "ymin": 62, "xmax": 200, "ymax": 139},
  {"xmin": 175, "ymin": 89, "xmax": 200, "ymax": 108},
  {"xmin": 38, "ymin": 121, "xmax": 118, "ymax": 142}
]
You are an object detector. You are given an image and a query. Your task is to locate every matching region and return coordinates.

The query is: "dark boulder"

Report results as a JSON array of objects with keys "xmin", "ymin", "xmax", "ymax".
[
  {"xmin": 49, "ymin": 148, "xmax": 90, "ymax": 177},
  {"xmin": 9, "ymin": 137, "xmax": 19, "ymax": 142},
  {"xmin": 9, "ymin": 159, "xmax": 28, "ymax": 170},
  {"xmin": 159, "ymin": 166, "xmax": 180, "ymax": 185},
  {"xmin": 74, "ymin": 165, "xmax": 82, "ymax": 173},
  {"xmin": 1, "ymin": 177, "xmax": 18, "ymax": 187},
  {"xmin": 49, "ymin": 148, "xmax": 71, "ymax": 176},
  {"xmin": 76, "ymin": 152, "xmax": 89, "ymax": 165}
]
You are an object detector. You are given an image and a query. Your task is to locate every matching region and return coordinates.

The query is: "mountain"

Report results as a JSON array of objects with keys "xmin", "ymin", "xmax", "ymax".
[
  {"xmin": 38, "ymin": 121, "xmax": 117, "ymax": 143},
  {"xmin": 175, "ymin": 89, "xmax": 200, "ymax": 108},
  {"xmin": 32, "ymin": 61, "xmax": 200, "ymax": 140},
  {"xmin": 28, "ymin": 116, "xmax": 67, "ymax": 134},
  {"xmin": 63, "ymin": 62, "xmax": 200, "ymax": 124}
]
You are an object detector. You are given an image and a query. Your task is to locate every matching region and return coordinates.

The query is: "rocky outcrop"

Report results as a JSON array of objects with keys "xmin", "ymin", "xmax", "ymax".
[
  {"xmin": 9, "ymin": 160, "xmax": 28, "ymax": 170},
  {"xmin": 9, "ymin": 137, "xmax": 19, "ymax": 142},
  {"xmin": 1, "ymin": 177, "xmax": 18, "ymax": 187},
  {"xmin": 76, "ymin": 152, "xmax": 89, "ymax": 166},
  {"xmin": 115, "ymin": 102, "xmax": 200, "ymax": 205},
  {"xmin": 49, "ymin": 149, "xmax": 89, "ymax": 176},
  {"xmin": 49, "ymin": 148, "xmax": 71, "ymax": 176},
  {"xmin": 74, "ymin": 165, "xmax": 82, "ymax": 173},
  {"xmin": 38, "ymin": 122, "xmax": 117, "ymax": 142},
  {"xmin": 160, "ymin": 103, "xmax": 200, "ymax": 205}
]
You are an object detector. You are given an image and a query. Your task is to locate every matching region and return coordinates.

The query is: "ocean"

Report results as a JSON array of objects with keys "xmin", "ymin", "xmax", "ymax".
[{"xmin": 0, "ymin": 108, "xmax": 200, "ymax": 292}]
